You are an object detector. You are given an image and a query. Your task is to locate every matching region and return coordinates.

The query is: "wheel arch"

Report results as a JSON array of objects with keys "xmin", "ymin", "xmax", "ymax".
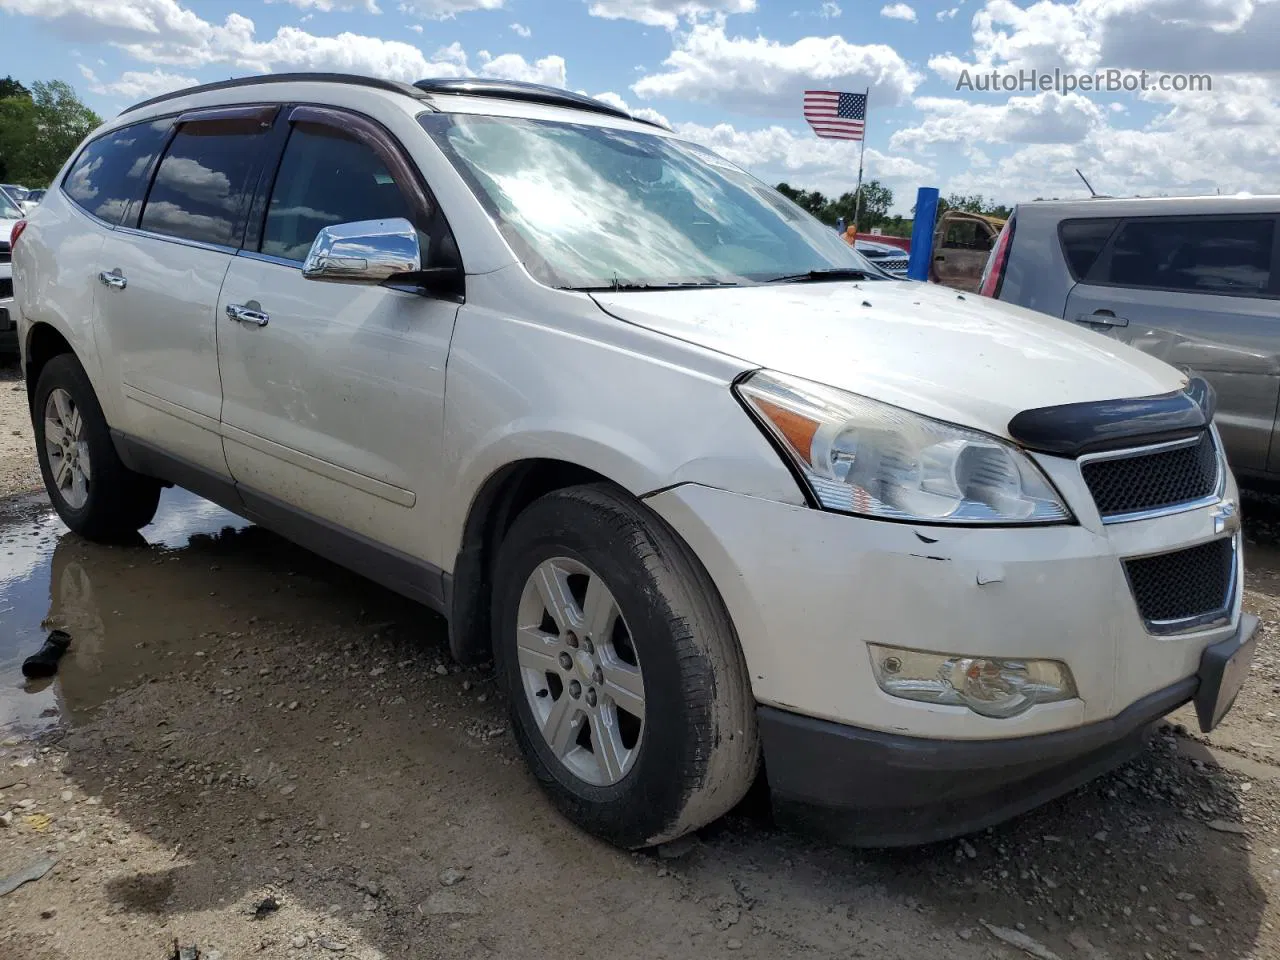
[
  {"xmin": 23, "ymin": 322, "xmax": 76, "ymax": 414},
  {"xmin": 447, "ymin": 458, "xmax": 617, "ymax": 664}
]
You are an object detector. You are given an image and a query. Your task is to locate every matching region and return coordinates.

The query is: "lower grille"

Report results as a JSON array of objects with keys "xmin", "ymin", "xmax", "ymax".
[
  {"xmin": 1124, "ymin": 537, "xmax": 1234, "ymax": 632},
  {"xmin": 0, "ymin": 241, "xmax": 10, "ymax": 265},
  {"xmin": 0, "ymin": 277, "xmax": 11, "ymax": 300},
  {"xmin": 1081, "ymin": 431, "xmax": 1219, "ymax": 521}
]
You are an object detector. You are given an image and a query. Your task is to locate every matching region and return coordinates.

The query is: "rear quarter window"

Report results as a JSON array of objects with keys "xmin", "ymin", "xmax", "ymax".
[
  {"xmin": 62, "ymin": 119, "xmax": 173, "ymax": 225},
  {"xmin": 1058, "ymin": 218, "xmax": 1119, "ymax": 280},
  {"xmin": 1102, "ymin": 216, "xmax": 1276, "ymax": 296}
]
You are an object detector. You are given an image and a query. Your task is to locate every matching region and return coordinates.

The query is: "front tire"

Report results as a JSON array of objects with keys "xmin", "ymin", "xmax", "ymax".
[
  {"xmin": 493, "ymin": 483, "xmax": 759, "ymax": 849},
  {"xmin": 33, "ymin": 354, "xmax": 161, "ymax": 540}
]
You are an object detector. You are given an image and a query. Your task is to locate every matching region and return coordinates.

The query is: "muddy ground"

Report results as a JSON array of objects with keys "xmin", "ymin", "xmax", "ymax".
[{"xmin": 2, "ymin": 355, "xmax": 1280, "ymax": 960}]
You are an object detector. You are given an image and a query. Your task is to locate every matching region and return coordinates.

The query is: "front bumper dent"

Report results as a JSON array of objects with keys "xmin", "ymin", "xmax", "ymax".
[{"xmin": 760, "ymin": 614, "xmax": 1258, "ymax": 848}]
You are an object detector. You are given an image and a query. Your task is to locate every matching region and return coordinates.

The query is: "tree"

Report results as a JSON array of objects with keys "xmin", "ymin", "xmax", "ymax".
[
  {"xmin": 774, "ymin": 179, "xmax": 895, "ymax": 230},
  {"xmin": 0, "ymin": 76, "xmax": 29, "ymax": 101},
  {"xmin": 0, "ymin": 79, "xmax": 101, "ymax": 187}
]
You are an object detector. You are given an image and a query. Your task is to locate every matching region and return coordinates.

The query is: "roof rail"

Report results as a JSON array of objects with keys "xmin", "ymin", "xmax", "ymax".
[
  {"xmin": 413, "ymin": 77, "xmax": 663, "ymax": 127},
  {"xmin": 120, "ymin": 72, "xmax": 429, "ymax": 116}
]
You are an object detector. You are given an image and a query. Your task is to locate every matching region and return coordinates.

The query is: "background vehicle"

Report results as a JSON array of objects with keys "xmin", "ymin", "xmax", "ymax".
[
  {"xmin": 854, "ymin": 238, "xmax": 909, "ymax": 278},
  {"xmin": 982, "ymin": 196, "xmax": 1280, "ymax": 486},
  {"xmin": 21, "ymin": 188, "xmax": 46, "ymax": 212},
  {"xmin": 11, "ymin": 74, "xmax": 1255, "ymax": 852},
  {"xmin": 931, "ymin": 210, "xmax": 1004, "ymax": 291},
  {"xmin": 0, "ymin": 186, "xmax": 21, "ymax": 356}
]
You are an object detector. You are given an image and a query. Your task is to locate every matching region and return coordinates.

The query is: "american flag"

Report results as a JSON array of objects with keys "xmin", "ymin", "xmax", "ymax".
[{"xmin": 803, "ymin": 90, "xmax": 867, "ymax": 141}]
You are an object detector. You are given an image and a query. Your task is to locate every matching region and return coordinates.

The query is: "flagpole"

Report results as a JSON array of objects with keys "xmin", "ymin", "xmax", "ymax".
[{"xmin": 853, "ymin": 86, "xmax": 869, "ymax": 232}]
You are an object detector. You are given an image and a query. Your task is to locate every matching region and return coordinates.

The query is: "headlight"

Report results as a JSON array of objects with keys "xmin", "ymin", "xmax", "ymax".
[
  {"xmin": 868, "ymin": 644, "xmax": 1076, "ymax": 719},
  {"xmin": 736, "ymin": 371, "xmax": 1070, "ymax": 524}
]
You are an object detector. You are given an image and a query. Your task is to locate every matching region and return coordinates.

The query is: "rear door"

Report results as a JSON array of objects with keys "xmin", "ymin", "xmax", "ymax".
[
  {"xmin": 1063, "ymin": 214, "xmax": 1280, "ymax": 476},
  {"xmin": 96, "ymin": 106, "xmax": 277, "ymax": 477}
]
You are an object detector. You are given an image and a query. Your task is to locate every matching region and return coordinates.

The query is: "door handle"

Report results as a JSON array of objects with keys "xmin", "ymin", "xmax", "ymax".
[
  {"xmin": 99, "ymin": 270, "xmax": 127, "ymax": 290},
  {"xmin": 1077, "ymin": 310, "xmax": 1129, "ymax": 327},
  {"xmin": 226, "ymin": 303, "xmax": 269, "ymax": 327}
]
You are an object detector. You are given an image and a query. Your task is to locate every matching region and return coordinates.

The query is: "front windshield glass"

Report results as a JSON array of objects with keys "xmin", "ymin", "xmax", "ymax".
[
  {"xmin": 0, "ymin": 189, "xmax": 21, "ymax": 220},
  {"xmin": 419, "ymin": 113, "xmax": 880, "ymax": 289}
]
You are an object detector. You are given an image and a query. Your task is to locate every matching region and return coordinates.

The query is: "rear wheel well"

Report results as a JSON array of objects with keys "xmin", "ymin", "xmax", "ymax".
[
  {"xmin": 447, "ymin": 459, "xmax": 615, "ymax": 664},
  {"xmin": 24, "ymin": 324, "xmax": 74, "ymax": 412}
]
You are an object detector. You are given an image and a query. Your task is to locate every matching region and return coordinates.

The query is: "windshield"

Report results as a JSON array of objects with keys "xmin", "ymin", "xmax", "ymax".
[
  {"xmin": 419, "ymin": 113, "xmax": 881, "ymax": 289},
  {"xmin": 0, "ymin": 189, "xmax": 21, "ymax": 220}
]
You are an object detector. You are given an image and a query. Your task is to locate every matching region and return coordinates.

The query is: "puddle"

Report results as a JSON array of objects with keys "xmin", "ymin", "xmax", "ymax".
[{"xmin": 0, "ymin": 487, "xmax": 425, "ymax": 738}]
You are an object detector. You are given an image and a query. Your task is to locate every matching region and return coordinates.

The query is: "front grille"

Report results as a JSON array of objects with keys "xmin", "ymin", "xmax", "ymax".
[
  {"xmin": 0, "ymin": 241, "xmax": 9, "ymax": 265},
  {"xmin": 1124, "ymin": 537, "xmax": 1234, "ymax": 628},
  {"xmin": 877, "ymin": 257, "xmax": 909, "ymax": 273},
  {"xmin": 1081, "ymin": 431, "xmax": 1219, "ymax": 519},
  {"xmin": 0, "ymin": 277, "xmax": 11, "ymax": 300}
]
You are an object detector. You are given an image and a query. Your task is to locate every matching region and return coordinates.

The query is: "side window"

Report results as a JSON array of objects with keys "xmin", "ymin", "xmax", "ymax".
[
  {"xmin": 1059, "ymin": 218, "xmax": 1118, "ymax": 280},
  {"xmin": 139, "ymin": 118, "xmax": 269, "ymax": 247},
  {"xmin": 261, "ymin": 122, "xmax": 412, "ymax": 262},
  {"xmin": 62, "ymin": 119, "xmax": 172, "ymax": 225},
  {"xmin": 1105, "ymin": 217, "xmax": 1274, "ymax": 295}
]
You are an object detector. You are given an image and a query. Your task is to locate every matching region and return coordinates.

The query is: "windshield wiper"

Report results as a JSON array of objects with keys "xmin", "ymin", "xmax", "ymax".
[
  {"xmin": 568, "ymin": 279, "xmax": 741, "ymax": 292},
  {"xmin": 765, "ymin": 268, "xmax": 875, "ymax": 284}
]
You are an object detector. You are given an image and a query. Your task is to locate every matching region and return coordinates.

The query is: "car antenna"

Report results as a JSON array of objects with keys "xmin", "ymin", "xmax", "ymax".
[{"xmin": 1075, "ymin": 168, "xmax": 1099, "ymax": 198}]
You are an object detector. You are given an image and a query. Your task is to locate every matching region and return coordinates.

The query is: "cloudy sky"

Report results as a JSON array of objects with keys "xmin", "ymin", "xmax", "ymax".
[{"xmin": 1, "ymin": 0, "xmax": 1276, "ymax": 213}]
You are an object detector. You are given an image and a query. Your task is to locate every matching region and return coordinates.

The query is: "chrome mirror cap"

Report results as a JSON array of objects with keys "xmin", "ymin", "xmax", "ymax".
[{"xmin": 302, "ymin": 217, "xmax": 421, "ymax": 283}]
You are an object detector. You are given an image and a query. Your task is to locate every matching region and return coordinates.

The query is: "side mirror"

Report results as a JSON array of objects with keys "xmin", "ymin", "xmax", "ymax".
[{"xmin": 303, "ymin": 218, "xmax": 422, "ymax": 284}]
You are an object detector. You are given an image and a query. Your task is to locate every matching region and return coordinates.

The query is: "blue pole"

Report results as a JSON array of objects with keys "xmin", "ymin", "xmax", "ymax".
[{"xmin": 906, "ymin": 187, "xmax": 939, "ymax": 281}]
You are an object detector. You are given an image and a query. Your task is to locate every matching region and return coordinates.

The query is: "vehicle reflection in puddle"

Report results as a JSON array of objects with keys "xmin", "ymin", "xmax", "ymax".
[{"xmin": 0, "ymin": 488, "xmax": 424, "ymax": 738}]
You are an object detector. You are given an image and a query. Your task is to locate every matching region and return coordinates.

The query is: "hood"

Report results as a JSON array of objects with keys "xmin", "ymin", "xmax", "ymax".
[{"xmin": 591, "ymin": 280, "xmax": 1186, "ymax": 440}]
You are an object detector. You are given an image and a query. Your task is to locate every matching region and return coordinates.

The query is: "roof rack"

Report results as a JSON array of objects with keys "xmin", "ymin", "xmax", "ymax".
[
  {"xmin": 120, "ymin": 72, "xmax": 429, "ymax": 115},
  {"xmin": 414, "ymin": 77, "xmax": 664, "ymax": 127}
]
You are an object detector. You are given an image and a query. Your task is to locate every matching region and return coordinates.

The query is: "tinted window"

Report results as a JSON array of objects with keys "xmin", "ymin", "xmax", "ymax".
[
  {"xmin": 1105, "ymin": 217, "xmax": 1275, "ymax": 295},
  {"xmin": 140, "ymin": 119, "xmax": 269, "ymax": 247},
  {"xmin": 1059, "ymin": 218, "xmax": 1117, "ymax": 280},
  {"xmin": 261, "ymin": 123, "xmax": 411, "ymax": 262},
  {"xmin": 62, "ymin": 119, "xmax": 171, "ymax": 224}
]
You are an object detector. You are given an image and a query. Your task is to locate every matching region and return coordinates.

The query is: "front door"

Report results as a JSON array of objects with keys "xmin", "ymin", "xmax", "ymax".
[
  {"xmin": 1064, "ymin": 214, "xmax": 1280, "ymax": 477},
  {"xmin": 215, "ymin": 106, "xmax": 459, "ymax": 565},
  {"xmin": 96, "ymin": 107, "xmax": 277, "ymax": 476}
]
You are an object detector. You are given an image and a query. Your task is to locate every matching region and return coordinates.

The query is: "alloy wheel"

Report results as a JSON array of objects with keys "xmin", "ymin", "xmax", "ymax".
[
  {"xmin": 44, "ymin": 388, "xmax": 91, "ymax": 510},
  {"xmin": 515, "ymin": 557, "xmax": 646, "ymax": 786}
]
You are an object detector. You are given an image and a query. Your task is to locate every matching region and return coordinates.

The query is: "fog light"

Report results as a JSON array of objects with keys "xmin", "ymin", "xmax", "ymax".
[{"xmin": 868, "ymin": 644, "xmax": 1076, "ymax": 719}]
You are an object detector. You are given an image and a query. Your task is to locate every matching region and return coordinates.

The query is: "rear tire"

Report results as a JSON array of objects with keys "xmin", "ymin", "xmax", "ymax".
[
  {"xmin": 33, "ymin": 354, "xmax": 161, "ymax": 540},
  {"xmin": 493, "ymin": 483, "xmax": 759, "ymax": 849}
]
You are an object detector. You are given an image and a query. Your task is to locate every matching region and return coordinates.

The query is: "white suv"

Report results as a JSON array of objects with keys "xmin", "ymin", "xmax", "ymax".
[{"xmin": 11, "ymin": 73, "xmax": 1258, "ymax": 849}]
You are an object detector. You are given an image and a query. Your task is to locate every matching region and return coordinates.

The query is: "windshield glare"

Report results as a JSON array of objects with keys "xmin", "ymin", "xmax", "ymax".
[
  {"xmin": 0, "ymin": 190, "xmax": 21, "ymax": 220},
  {"xmin": 420, "ymin": 114, "xmax": 880, "ymax": 289}
]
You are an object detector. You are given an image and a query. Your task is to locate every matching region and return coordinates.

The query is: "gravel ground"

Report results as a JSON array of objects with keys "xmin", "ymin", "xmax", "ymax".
[
  {"xmin": 1, "ymin": 362, "xmax": 1279, "ymax": 959},
  {"xmin": 0, "ymin": 359, "xmax": 41, "ymax": 496}
]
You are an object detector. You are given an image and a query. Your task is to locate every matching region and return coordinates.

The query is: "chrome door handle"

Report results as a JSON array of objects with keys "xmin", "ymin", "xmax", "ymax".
[
  {"xmin": 1077, "ymin": 310, "xmax": 1128, "ymax": 327},
  {"xmin": 226, "ymin": 303, "xmax": 269, "ymax": 327},
  {"xmin": 99, "ymin": 271, "xmax": 127, "ymax": 290}
]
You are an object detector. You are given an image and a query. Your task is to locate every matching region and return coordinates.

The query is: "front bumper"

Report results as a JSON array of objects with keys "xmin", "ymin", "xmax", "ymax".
[{"xmin": 760, "ymin": 614, "xmax": 1257, "ymax": 847}]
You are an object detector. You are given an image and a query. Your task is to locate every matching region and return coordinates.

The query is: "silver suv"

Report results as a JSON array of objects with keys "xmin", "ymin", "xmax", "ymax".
[{"xmin": 981, "ymin": 196, "xmax": 1280, "ymax": 484}]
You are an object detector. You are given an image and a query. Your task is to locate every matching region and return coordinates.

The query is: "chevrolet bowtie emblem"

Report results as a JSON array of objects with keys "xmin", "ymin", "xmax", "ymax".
[{"xmin": 1212, "ymin": 501, "xmax": 1239, "ymax": 535}]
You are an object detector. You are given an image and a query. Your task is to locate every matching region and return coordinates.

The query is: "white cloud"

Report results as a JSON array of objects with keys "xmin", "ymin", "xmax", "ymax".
[
  {"xmin": 78, "ymin": 65, "xmax": 198, "ymax": 100},
  {"xmin": 892, "ymin": 91, "xmax": 1104, "ymax": 150},
  {"xmin": 936, "ymin": 6, "xmax": 959, "ymax": 20},
  {"xmin": 267, "ymin": 0, "xmax": 381, "ymax": 13},
  {"xmin": 0, "ymin": 0, "xmax": 557, "ymax": 85},
  {"xmin": 675, "ymin": 120, "xmax": 934, "ymax": 199},
  {"xmin": 510, "ymin": 21, "xmax": 531, "ymax": 37},
  {"xmin": 632, "ymin": 23, "xmax": 922, "ymax": 113},
  {"xmin": 879, "ymin": 3, "xmax": 916, "ymax": 21},
  {"xmin": 408, "ymin": 23, "xmax": 423, "ymax": 32},
  {"xmin": 586, "ymin": 0, "xmax": 756, "ymax": 30},
  {"xmin": 477, "ymin": 52, "xmax": 567, "ymax": 87},
  {"xmin": 592, "ymin": 91, "xmax": 671, "ymax": 128},
  {"xmin": 821, "ymin": 1, "xmax": 841, "ymax": 17},
  {"xmin": 398, "ymin": 0, "xmax": 504, "ymax": 18}
]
